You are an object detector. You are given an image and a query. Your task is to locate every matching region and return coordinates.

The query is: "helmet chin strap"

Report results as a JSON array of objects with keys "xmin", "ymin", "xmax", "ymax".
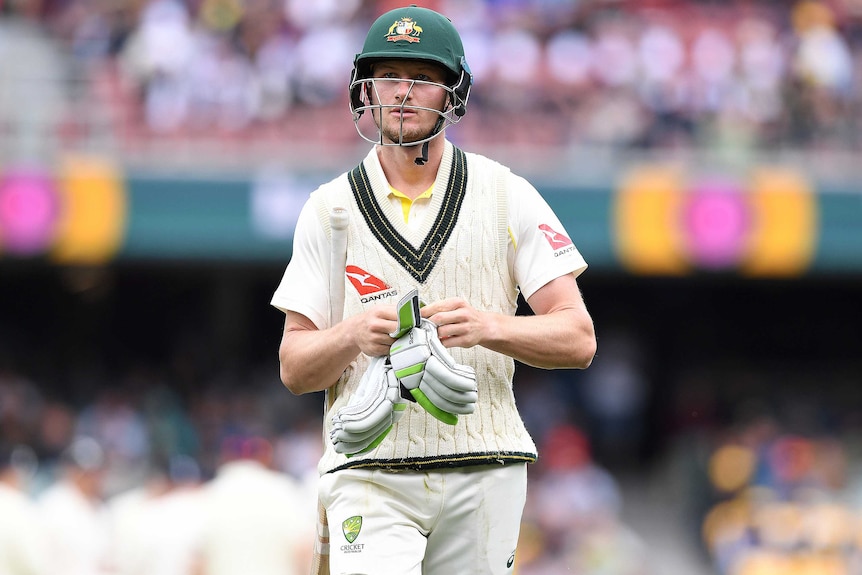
[
  {"xmin": 414, "ymin": 141, "xmax": 430, "ymax": 166},
  {"xmin": 413, "ymin": 116, "xmax": 446, "ymax": 166}
]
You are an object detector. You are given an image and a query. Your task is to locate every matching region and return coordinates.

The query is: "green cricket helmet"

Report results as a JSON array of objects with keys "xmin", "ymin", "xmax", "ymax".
[{"xmin": 349, "ymin": 5, "xmax": 473, "ymax": 149}]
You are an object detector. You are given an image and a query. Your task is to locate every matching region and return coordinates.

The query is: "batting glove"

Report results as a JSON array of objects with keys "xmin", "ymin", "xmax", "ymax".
[
  {"xmin": 389, "ymin": 287, "xmax": 422, "ymax": 340},
  {"xmin": 389, "ymin": 319, "xmax": 478, "ymax": 425},
  {"xmin": 330, "ymin": 356, "xmax": 407, "ymax": 456}
]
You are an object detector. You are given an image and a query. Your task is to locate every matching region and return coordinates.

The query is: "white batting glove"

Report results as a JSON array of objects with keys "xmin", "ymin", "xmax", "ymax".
[
  {"xmin": 389, "ymin": 319, "xmax": 477, "ymax": 425},
  {"xmin": 330, "ymin": 356, "xmax": 407, "ymax": 456}
]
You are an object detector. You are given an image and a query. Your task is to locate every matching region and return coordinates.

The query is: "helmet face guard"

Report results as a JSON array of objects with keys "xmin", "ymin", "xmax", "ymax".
[
  {"xmin": 349, "ymin": 67, "xmax": 471, "ymax": 147},
  {"xmin": 349, "ymin": 6, "xmax": 473, "ymax": 147}
]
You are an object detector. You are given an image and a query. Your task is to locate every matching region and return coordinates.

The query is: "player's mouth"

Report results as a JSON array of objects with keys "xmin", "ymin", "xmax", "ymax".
[{"xmin": 390, "ymin": 109, "xmax": 417, "ymax": 120}]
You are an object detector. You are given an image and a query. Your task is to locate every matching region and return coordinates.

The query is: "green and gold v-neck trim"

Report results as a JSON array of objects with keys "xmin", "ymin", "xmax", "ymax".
[{"xmin": 348, "ymin": 146, "xmax": 468, "ymax": 283}]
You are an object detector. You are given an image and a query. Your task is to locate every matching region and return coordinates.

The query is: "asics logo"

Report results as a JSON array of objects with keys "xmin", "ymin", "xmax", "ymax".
[
  {"xmin": 539, "ymin": 224, "xmax": 573, "ymax": 249},
  {"xmin": 346, "ymin": 265, "xmax": 390, "ymax": 295}
]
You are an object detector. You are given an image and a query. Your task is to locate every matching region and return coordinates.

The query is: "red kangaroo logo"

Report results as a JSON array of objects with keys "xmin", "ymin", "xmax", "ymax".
[
  {"xmin": 345, "ymin": 265, "xmax": 390, "ymax": 295},
  {"xmin": 539, "ymin": 224, "xmax": 572, "ymax": 249}
]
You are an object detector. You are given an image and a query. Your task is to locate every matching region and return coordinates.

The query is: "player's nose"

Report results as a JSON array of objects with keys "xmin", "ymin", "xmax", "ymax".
[{"xmin": 394, "ymin": 79, "xmax": 413, "ymax": 101}]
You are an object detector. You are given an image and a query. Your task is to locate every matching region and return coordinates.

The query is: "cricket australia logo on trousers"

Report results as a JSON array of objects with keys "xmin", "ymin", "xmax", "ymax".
[{"xmin": 341, "ymin": 515, "xmax": 364, "ymax": 553}]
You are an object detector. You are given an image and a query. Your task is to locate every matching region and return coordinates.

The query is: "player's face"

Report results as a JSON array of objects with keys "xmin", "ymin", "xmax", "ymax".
[{"xmin": 367, "ymin": 60, "xmax": 451, "ymax": 145}]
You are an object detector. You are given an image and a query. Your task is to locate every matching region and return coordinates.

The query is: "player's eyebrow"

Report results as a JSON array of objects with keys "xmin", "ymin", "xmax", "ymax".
[{"xmin": 371, "ymin": 62, "xmax": 445, "ymax": 78}]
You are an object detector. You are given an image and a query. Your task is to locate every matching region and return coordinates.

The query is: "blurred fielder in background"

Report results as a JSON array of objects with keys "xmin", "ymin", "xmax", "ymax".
[{"xmin": 271, "ymin": 5, "xmax": 596, "ymax": 574}]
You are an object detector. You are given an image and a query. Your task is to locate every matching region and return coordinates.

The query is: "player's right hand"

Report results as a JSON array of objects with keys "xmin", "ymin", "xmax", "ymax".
[{"xmin": 347, "ymin": 305, "xmax": 400, "ymax": 358}]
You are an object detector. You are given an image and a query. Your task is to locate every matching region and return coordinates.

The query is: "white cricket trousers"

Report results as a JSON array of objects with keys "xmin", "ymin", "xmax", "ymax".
[{"xmin": 319, "ymin": 463, "xmax": 528, "ymax": 575}]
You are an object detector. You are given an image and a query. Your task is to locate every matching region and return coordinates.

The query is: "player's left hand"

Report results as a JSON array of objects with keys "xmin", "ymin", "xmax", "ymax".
[{"xmin": 420, "ymin": 297, "xmax": 489, "ymax": 349}]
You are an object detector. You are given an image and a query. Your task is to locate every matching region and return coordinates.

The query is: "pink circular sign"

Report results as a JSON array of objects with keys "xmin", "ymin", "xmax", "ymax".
[
  {"xmin": 682, "ymin": 181, "xmax": 750, "ymax": 269},
  {"xmin": 0, "ymin": 169, "xmax": 60, "ymax": 256}
]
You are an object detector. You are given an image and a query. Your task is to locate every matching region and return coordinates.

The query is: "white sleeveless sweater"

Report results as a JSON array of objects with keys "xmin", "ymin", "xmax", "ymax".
[{"xmin": 313, "ymin": 141, "xmax": 537, "ymax": 474}]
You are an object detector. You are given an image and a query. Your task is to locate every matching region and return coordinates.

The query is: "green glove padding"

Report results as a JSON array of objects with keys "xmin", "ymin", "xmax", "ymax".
[{"xmin": 390, "ymin": 319, "xmax": 477, "ymax": 425}]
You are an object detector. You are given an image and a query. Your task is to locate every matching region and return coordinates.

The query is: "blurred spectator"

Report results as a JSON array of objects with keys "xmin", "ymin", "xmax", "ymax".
[
  {"xmin": 530, "ymin": 424, "xmax": 623, "ymax": 536},
  {"xmin": 119, "ymin": 455, "xmax": 206, "ymax": 575},
  {"xmin": 117, "ymin": 0, "xmax": 196, "ymax": 133},
  {"xmin": 104, "ymin": 460, "xmax": 173, "ymax": 575},
  {"xmin": 283, "ymin": 0, "xmax": 361, "ymax": 31},
  {"xmin": 517, "ymin": 424, "xmax": 650, "ymax": 574},
  {"xmin": 0, "ymin": 371, "xmax": 43, "ymax": 448},
  {"xmin": 197, "ymin": 434, "xmax": 313, "ymax": 575},
  {"xmin": 36, "ymin": 436, "xmax": 111, "ymax": 575},
  {"xmin": 793, "ymin": 0, "xmax": 854, "ymax": 92},
  {"xmin": 141, "ymin": 383, "xmax": 200, "ymax": 471},
  {"xmin": 273, "ymin": 411, "xmax": 322, "ymax": 482},
  {"xmin": 76, "ymin": 387, "xmax": 150, "ymax": 496},
  {"xmin": 0, "ymin": 0, "xmax": 67, "ymax": 161},
  {"xmin": 0, "ymin": 442, "xmax": 47, "ymax": 575},
  {"xmin": 579, "ymin": 329, "xmax": 649, "ymax": 467}
]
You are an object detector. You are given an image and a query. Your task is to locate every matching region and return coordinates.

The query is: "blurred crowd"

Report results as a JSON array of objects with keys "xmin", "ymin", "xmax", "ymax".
[
  {"xmin": 0, "ymin": 366, "xmax": 322, "ymax": 575},
  {"xmin": 5, "ymin": 1, "xmax": 862, "ymax": 573},
  {"xmin": 6, "ymin": 350, "xmax": 862, "ymax": 574},
  {"xmin": 663, "ymin": 364, "xmax": 862, "ymax": 575},
  {"xmin": 3, "ymin": 315, "xmax": 861, "ymax": 575},
  {"xmin": 0, "ymin": 352, "xmax": 655, "ymax": 575},
  {"xmin": 2, "ymin": 0, "xmax": 862, "ymax": 161},
  {"xmin": 691, "ymin": 414, "xmax": 862, "ymax": 575}
]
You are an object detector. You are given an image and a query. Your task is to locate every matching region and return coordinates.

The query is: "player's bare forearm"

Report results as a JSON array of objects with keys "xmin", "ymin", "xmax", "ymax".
[
  {"xmin": 480, "ymin": 307, "xmax": 595, "ymax": 369},
  {"xmin": 421, "ymin": 274, "xmax": 596, "ymax": 370},
  {"xmin": 278, "ymin": 318, "xmax": 360, "ymax": 395},
  {"xmin": 278, "ymin": 308, "xmax": 399, "ymax": 394}
]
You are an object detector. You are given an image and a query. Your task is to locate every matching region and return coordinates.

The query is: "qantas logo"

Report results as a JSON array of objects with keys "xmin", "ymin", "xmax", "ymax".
[
  {"xmin": 345, "ymin": 265, "xmax": 390, "ymax": 295},
  {"xmin": 539, "ymin": 224, "xmax": 572, "ymax": 248}
]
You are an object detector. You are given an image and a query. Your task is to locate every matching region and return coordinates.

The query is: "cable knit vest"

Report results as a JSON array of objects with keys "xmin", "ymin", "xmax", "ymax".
[{"xmin": 313, "ymin": 141, "xmax": 537, "ymax": 474}]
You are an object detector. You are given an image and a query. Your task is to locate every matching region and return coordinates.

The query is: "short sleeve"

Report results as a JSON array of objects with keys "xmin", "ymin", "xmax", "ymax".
[
  {"xmin": 507, "ymin": 173, "xmax": 587, "ymax": 301},
  {"xmin": 270, "ymin": 199, "xmax": 331, "ymax": 330}
]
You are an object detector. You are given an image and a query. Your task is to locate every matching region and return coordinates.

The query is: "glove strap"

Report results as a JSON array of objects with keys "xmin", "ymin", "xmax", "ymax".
[{"xmin": 389, "ymin": 287, "xmax": 421, "ymax": 339}]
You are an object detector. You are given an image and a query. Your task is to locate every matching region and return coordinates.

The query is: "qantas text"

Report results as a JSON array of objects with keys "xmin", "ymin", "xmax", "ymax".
[{"xmin": 360, "ymin": 289, "xmax": 399, "ymax": 303}]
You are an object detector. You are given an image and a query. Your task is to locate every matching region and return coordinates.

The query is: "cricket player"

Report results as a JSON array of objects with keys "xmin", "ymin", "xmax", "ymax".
[{"xmin": 272, "ymin": 5, "xmax": 596, "ymax": 574}]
